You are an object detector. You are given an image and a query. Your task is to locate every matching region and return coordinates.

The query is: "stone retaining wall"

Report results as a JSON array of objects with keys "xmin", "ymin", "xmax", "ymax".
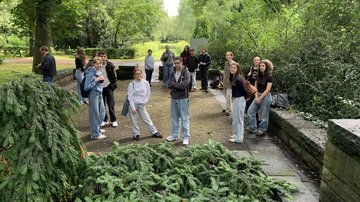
[
  {"xmin": 319, "ymin": 120, "xmax": 360, "ymax": 202},
  {"xmin": 269, "ymin": 109, "xmax": 327, "ymax": 174},
  {"xmin": 54, "ymin": 68, "xmax": 74, "ymax": 87}
]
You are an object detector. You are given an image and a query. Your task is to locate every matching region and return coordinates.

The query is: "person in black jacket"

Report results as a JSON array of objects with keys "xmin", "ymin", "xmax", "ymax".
[
  {"xmin": 39, "ymin": 46, "xmax": 57, "ymax": 83},
  {"xmin": 198, "ymin": 48, "xmax": 211, "ymax": 92},
  {"xmin": 187, "ymin": 48, "xmax": 198, "ymax": 91},
  {"xmin": 98, "ymin": 51, "xmax": 118, "ymax": 127}
]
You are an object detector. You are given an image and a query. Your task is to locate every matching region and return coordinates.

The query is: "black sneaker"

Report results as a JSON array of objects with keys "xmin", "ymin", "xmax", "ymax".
[
  {"xmin": 152, "ymin": 132, "xmax": 163, "ymax": 138},
  {"xmin": 132, "ymin": 135, "xmax": 140, "ymax": 141}
]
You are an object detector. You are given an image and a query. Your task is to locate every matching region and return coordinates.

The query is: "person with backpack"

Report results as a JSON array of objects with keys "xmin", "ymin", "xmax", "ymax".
[
  {"xmin": 127, "ymin": 68, "xmax": 163, "ymax": 141},
  {"xmin": 247, "ymin": 60, "xmax": 273, "ymax": 136},
  {"xmin": 84, "ymin": 57, "xmax": 106, "ymax": 140},
  {"xmin": 229, "ymin": 62, "xmax": 247, "ymax": 143},
  {"xmin": 166, "ymin": 57, "xmax": 191, "ymax": 145}
]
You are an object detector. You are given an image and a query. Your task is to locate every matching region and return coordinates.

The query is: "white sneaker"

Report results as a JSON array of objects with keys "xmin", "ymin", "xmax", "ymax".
[
  {"xmin": 111, "ymin": 121, "xmax": 118, "ymax": 127},
  {"xmin": 229, "ymin": 138, "xmax": 243, "ymax": 143},
  {"xmin": 91, "ymin": 134, "xmax": 106, "ymax": 140},
  {"xmin": 100, "ymin": 129, "xmax": 106, "ymax": 133},
  {"xmin": 166, "ymin": 136, "xmax": 177, "ymax": 142},
  {"xmin": 101, "ymin": 121, "xmax": 107, "ymax": 127},
  {"xmin": 182, "ymin": 139, "xmax": 189, "ymax": 145}
]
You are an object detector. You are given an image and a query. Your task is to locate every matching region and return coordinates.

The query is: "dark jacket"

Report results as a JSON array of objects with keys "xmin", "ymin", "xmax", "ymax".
[
  {"xmin": 187, "ymin": 55, "xmax": 198, "ymax": 72},
  {"xmin": 40, "ymin": 53, "xmax": 57, "ymax": 77},
  {"xmin": 75, "ymin": 57, "xmax": 84, "ymax": 72},
  {"xmin": 168, "ymin": 66, "xmax": 190, "ymax": 99},
  {"xmin": 198, "ymin": 53, "xmax": 211, "ymax": 69},
  {"xmin": 104, "ymin": 61, "xmax": 117, "ymax": 90}
]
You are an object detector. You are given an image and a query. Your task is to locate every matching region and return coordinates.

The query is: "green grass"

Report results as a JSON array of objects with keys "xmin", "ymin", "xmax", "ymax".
[
  {"xmin": 0, "ymin": 61, "xmax": 72, "ymax": 87},
  {"xmin": 0, "ymin": 41, "xmax": 190, "ymax": 86}
]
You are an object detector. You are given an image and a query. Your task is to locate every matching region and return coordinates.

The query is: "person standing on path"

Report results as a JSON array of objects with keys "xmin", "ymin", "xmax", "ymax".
[
  {"xmin": 223, "ymin": 51, "xmax": 234, "ymax": 116},
  {"xmin": 38, "ymin": 46, "xmax": 57, "ymax": 83},
  {"xmin": 144, "ymin": 49, "xmax": 155, "ymax": 86},
  {"xmin": 98, "ymin": 51, "xmax": 118, "ymax": 127},
  {"xmin": 229, "ymin": 62, "xmax": 247, "ymax": 143},
  {"xmin": 180, "ymin": 45, "xmax": 191, "ymax": 67},
  {"xmin": 187, "ymin": 48, "xmax": 198, "ymax": 91},
  {"xmin": 166, "ymin": 57, "xmax": 191, "ymax": 145},
  {"xmin": 84, "ymin": 57, "xmax": 106, "ymax": 140},
  {"xmin": 128, "ymin": 68, "xmax": 163, "ymax": 140},
  {"xmin": 160, "ymin": 45, "xmax": 175, "ymax": 87},
  {"xmin": 198, "ymin": 48, "xmax": 211, "ymax": 93},
  {"xmin": 74, "ymin": 47, "xmax": 87, "ymax": 104}
]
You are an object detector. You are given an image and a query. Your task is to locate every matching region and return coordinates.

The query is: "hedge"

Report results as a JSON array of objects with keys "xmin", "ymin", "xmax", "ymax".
[{"xmin": 64, "ymin": 47, "xmax": 135, "ymax": 59}]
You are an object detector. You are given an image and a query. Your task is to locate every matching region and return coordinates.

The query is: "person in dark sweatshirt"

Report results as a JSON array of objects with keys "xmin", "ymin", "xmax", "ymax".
[
  {"xmin": 198, "ymin": 48, "xmax": 211, "ymax": 92},
  {"xmin": 166, "ymin": 57, "xmax": 191, "ymax": 146},
  {"xmin": 38, "ymin": 46, "xmax": 57, "ymax": 83},
  {"xmin": 187, "ymin": 48, "xmax": 198, "ymax": 91}
]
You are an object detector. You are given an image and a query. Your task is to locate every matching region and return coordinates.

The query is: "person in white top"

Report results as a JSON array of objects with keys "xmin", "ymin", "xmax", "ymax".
[
  {"xmin": 144, "ymin": 49, "xmax": 155, "ymax": 86},
  {"xmin": 127, "ymin": 68, "xmax": 163, "ymax": 140}
]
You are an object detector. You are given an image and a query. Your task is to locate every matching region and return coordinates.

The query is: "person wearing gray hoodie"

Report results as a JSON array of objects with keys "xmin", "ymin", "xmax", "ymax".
[{"xmin": 166, "ymin": 57, "xmax": 191, "ymax": 145}]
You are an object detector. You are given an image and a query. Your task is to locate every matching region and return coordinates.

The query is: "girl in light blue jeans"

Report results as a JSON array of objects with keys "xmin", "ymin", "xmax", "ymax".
[
  {"xmin": 247, "ymin": 60, "xmax": 273, "ymax": 135},
  {"xmin": 229, "ymin": 62, "xmax": 247, "ymax": 143},
  {"xmin": 128, "ymin": 68, "xmax": 162, "ymax": 140}
]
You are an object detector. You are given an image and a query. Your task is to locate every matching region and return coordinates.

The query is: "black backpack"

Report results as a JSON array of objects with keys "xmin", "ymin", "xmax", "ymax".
[{"xmin": 80, "ymin": 77, "xmax": 90, "ymax": 98}]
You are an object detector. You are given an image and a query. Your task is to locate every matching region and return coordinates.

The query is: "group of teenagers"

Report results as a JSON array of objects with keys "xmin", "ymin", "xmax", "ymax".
[
  {"xmin": 223, "ymin": 52, "xmax": 273, "ymax": 143},
  {"xmin": 74, "ymin": 48, "xmax": 190, "ymax": 144},
  {"xmin": 72, "ymin": 46, "xmax": 273, "ymax": 145}
]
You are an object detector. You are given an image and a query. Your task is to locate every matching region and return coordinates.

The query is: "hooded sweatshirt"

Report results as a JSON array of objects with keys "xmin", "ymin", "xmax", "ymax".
[{"xmin": 168, "ymin": 66, "xmax": 190, "ymax": 99}]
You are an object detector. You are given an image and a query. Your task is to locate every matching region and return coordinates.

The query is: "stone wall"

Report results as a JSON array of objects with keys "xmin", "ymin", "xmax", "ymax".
[
  {"xmin": 269, "ymin": 109, "xmax": 327, "ymax": 174},
  {"xmin": 319, "ymin": 120, "xmax": 360, "ymax": 202},
  {"xmin": 54, "ymin": 68, "xmax": 75, "ymax": 87}
]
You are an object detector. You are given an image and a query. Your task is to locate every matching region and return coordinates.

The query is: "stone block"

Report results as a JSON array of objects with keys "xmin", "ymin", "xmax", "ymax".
[
  {"xmin": 319, "ymin": 181, "xmax": 342, "ymax": 202},
  {"xmin": 327, "ymin": 119, "xmax": 360, "ymax": 162}
]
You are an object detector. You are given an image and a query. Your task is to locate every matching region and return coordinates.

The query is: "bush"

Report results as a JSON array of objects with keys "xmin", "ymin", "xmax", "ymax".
[
  {"xmin": 64, "ymin": 47, "xmax": 135, "ymax": 59},
  {"xmin": 0, "ymin": 46, "xmax": 28, "ymax": 57}
]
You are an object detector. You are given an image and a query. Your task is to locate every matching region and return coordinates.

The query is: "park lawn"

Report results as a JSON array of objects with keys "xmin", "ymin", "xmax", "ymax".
[{"xmin": 0, "ymin": 62, "xmax": 72, "ymax": 87}]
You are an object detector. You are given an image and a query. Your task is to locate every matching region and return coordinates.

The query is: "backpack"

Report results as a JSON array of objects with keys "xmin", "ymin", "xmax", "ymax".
[
  {"xmin": 80, "ymin": 77, "xmax": 90, "ymax": 98},
  {"xmin": 271, "ymin": 92, "xmax": 290, "ymax": 110}
]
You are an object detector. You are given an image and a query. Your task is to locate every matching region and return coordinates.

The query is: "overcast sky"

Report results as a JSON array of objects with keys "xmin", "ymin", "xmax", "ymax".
[{"xmin": 163, "ymin": 0, "xmax": 180, "ymax": 16}]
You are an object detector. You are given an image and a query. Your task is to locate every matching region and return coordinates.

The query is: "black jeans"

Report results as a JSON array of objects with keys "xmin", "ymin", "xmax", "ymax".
[
  {"xmin": 102, "ymin": 86, "xmax": 116, "ymax": 122},
  {"xmin": 200, "ymin": 66, "xmax": 208, "ymax": 89},
  {"xmin": 145, "ymin": 69, "xmax": 153, "ymax": 85}
]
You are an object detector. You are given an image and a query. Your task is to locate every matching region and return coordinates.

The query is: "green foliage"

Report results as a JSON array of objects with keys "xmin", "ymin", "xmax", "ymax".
[
  {"xmin": 65, "ymin": 47, "xmax": 135, "ymax": 59},
  {"xmin": 76, "ymin": 141, "xmax": 298, "ymax": 201},
  {"xmin": 186, "ymin": 0, "xmax": 360, "ymax": 123},
  {"xmin": 0, "ymin": 75, "xmax": 86, "ymax": 201}
]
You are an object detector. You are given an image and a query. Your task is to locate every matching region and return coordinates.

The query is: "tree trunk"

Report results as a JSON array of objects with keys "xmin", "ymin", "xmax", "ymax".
[
  {"xmin": 32, "ymin": 1, "xmax": 52, "ymax": 74},
  {"xmin": 28, "ymin": 27, "xmax": 35, "ymax": 57}
]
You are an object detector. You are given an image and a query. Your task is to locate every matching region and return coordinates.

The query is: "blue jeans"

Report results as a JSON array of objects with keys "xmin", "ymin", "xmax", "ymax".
[
  {"xmin": 170, "ymin": 98, "xmax": 190, "ymax": 140},
  {"xmin": 163, "ymin": 64, "xmax": 173, "ymax": 86},
  {"xmin": 232, "ymin": 97, "xmax": 246, "ymax": 142},
  {"xmin": 43, "ymin": 76, "xmax": 53, "ymax": 83},
  {"xmin": 74, "ymin": 69, "xmax": 86, "ymax": 103},
  {"xmin": 247, "ymin": 93, "xmax": 272, "ymax": 133},
  {"xmin": 88, "ymin": 91, "xmax": 105, "ymax": 138},
  {"xmin": 129, "ymin": 103, "xmax": 157, "ymax": 137}
]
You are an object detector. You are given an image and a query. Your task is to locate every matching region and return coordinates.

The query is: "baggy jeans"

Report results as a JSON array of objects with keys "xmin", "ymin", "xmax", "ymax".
[
  {"xmin": 232, "ymin": 97, "xmax": 246, "ymax": 142},
  {"xmin": 247, "ymin": 93, "xmax": 272, "ymax": 133},
  {"xmin": 171, "ymin": 98, "xmax": 190, "ymax": 140},
  {"xmin": 89, "ymin": 91, "xmax": 105, "ymax": 138},
  {"xmin": 129, "ymin": 103, "xmax": 157, "ymax": 137}
]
